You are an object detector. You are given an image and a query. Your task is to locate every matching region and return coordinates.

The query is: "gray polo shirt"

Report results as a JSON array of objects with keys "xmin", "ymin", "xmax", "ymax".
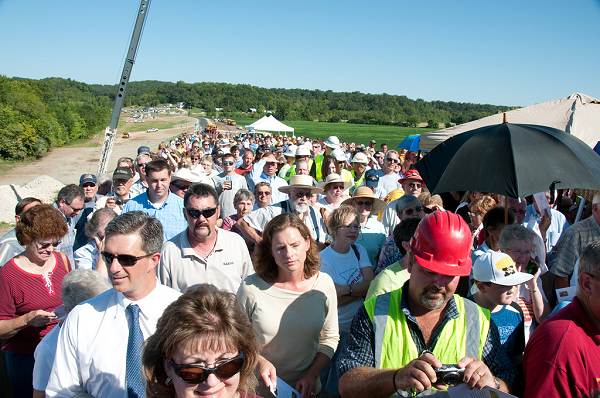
[{"xmin": 159, "ymin": 228, "xmax": 254, "ymax": 294}]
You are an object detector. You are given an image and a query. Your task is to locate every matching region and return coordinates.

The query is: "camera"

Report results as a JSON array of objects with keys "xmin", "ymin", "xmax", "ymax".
[{"xmin": 435, "ymin": 365, "xmax": 464, "ymax": 385}]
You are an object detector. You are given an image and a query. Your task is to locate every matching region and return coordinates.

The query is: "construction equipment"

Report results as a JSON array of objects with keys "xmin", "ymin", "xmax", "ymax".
[{"xmin": 97, "ymin": 0, "xmax": 151, "ymax": 175}]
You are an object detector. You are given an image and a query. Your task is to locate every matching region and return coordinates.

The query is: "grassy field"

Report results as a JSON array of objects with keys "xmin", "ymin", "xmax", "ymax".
[
  {"xmin": 117, "ymin": 116, "xmax": 192, "ymax": 133},
  {"xmin": 235, "ymin": 117, "xmax": 432, "ymax": 147}
]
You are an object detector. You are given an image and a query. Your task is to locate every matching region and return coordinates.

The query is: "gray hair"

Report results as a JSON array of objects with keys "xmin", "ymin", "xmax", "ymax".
[
  {"xmin": 61, "ymin": 269, "xmax": 111, "ymax": 312},
  {"xmin": 85, "ymin": 208, "xmax": 117, "ymax": 239},
  {"xmin": 104, "ymin": 211, "xmax": 163, "ymax": 254},
  {"xmin": 579, "ymin": 240, "xmax": 600, "ymax": 278},
  {"xmin": 395, "ymin": 195, "xmax": 420, "ymax": 215},
  {"xmin": 498, "ymin": 224, "xmax": 533, "ymax": 249},
  {"xmin": 57, "ymin": 184, "xmax": 85, "ymax": 205},
  {"xmin": 234, "ymin": 189, "xmax": 254, "ymax": 206}
]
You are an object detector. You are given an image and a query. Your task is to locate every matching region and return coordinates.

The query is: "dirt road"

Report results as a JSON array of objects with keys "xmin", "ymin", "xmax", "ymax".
[{"xmin": 0, "ymin": 116, "xmax": 197, "ymax": 186}]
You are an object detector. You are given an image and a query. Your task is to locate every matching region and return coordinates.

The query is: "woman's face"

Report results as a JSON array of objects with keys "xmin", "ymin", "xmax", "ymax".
[
  {"xmin": 28, "ymin": 237, "xmax": 61, "ymax": 263},
  {"xmin": 353, "ymin": 198, "xmax": 373, "ymax": 218},
  {"xmin": 326, "ymin": 183, "xmax": 345, "ymax": 202},
  {"xmin": 271, "ymin": 227, "xmax": 311, "ymax": 277},
  {"xmin": 166, "ymin": 340, "xmax": 241, "ymax": 398},
  {"xmin": 235, "ymin": 200, "xmax": 254, "ymax": 217},
  {"xmin": 399, "ymin": 203, "xmax": 424, "ymax": 221},
  {"xmin": 335, "ymin": 214, "xmax": 360, "ymax": 243}
]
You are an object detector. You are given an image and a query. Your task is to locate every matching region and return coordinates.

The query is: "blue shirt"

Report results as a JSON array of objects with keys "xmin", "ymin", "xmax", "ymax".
[
  {"xmin": 250, "ymin": 172, "xmax": 289, "ymax": 204},
  {"xmin": 122, "ymin": 192, "xmax": 186, "ymax": 241}
]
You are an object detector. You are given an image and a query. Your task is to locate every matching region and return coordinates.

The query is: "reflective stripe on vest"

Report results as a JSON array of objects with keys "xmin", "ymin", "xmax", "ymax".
[{"xmin": 365, "ymin": 288, "xmax": 490, "ymax": 369}]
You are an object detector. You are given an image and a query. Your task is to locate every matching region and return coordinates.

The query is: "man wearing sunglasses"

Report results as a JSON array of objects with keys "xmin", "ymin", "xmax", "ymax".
[
  {"xmin": 47, "ymin": 212, "xmax": 181, "ymax": 398},
  {"xmin": 122, "ymin": 159, "xmax": 187, "ymax": 241},
  {"xmin": 378, "ymin": 150, "xmax": 402, "ymax": 198},
  {"xmin": 237, "ymin": 174, "xmax": 327, "ymax": 247},
  {"xmin": 129, "ymin": 153, "xmax": 152, "ymax": 198},
  {"xmin": 159, "ymin": 184, "xmax": 253, "ymax": 294},
  {"xmin": 53, "ymin": 184, "xmax": 85, "ymax": 265},
  {"xmin": 213, "ymin": 153, "xmax": 249, "ymax": 218},
  {"xmin": 249, "ymin": 153, "xmax": 289, "ymax": 204}
]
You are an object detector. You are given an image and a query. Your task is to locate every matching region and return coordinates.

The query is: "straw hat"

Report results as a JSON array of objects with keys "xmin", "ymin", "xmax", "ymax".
[
  {"xmin": 319, "ymin": 173, "xmax": 351, "ymax": 191},
  {"xmin": 351, "ymin": 152, "xmax": 369, "ymax": 164},
  {"xmin": 341, "ymin": 186, "xmax": 386, "ymax": 213},
  {"xmin": 279, "ymin": 175, "xmax": 323, "ymax": 194},
  {"xmin": 295, "ymin": 145, "xmax": 312, "ymax": 157}
]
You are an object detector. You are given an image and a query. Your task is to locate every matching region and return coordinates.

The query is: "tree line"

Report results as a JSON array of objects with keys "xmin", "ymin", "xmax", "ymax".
[
  {"xmin": 0, "ymin": 76, "xmax": 110, "ymax": 160},
  {"xmin": 1, "ymin": 76, "xmax": 512, "ymax": 160}
]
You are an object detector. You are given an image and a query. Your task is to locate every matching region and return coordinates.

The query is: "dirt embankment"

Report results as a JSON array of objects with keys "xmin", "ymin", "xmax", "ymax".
[{"xmin": 0, "ymin": 116, "xmax": 197, "ymax": 186}]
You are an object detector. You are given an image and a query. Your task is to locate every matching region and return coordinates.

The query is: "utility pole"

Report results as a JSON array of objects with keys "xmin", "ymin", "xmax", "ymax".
[{"xmin": 98, "ymin": 0, "xmax": 151, "ymax": 175}]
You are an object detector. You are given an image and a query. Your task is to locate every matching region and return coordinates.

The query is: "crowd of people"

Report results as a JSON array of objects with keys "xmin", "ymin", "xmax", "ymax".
[{"xmin": 0, "ymin": 128, "xmax": 599, "ymax": 398}]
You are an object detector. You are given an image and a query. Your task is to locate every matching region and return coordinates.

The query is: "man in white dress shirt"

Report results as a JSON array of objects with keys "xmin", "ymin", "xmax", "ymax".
[{"xmin": 46, "ymin": 211, "xmax": 180, "ymax": 398}]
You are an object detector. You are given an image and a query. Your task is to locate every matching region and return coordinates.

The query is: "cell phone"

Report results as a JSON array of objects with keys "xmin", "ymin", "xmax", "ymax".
[{"xmin": 526, "ymin": 259, "xmax": 539, "ymax": 275}]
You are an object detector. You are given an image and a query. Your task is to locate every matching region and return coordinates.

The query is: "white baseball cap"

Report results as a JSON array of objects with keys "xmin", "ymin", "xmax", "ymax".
[
  {"xmin": 472, "ymin": 250, "xmax": 533, "ymax": 286},
  {"xmin": 351, "ymin": 152, "xmax": 369, "ymax": 164},
  {"xmin": 332, "ymin": 148, "xmax": 347, "ymax": 162},
  {"xmin": 324, "ymin": 136, "xmax": 341, "ymax": 149}
]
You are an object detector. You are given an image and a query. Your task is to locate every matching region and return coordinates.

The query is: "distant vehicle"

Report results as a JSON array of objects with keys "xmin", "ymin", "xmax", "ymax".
[{"xmin": 147, "ymin": 127, "xmax": 159, "ymax": 133}]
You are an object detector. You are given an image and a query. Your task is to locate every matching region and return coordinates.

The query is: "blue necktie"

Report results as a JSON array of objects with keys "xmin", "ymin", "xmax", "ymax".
[{"xmin": 126, "ymin": 304, "xmax": 145, "ymax": 398}]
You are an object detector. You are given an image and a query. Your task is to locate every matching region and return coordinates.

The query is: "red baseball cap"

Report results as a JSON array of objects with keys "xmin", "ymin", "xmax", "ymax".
[{"xmin": 399, "ymin": 169, "xmax": 424, "ymax": 184}]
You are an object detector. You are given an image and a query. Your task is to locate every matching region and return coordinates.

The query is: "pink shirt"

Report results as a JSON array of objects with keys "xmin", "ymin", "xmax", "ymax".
[{"xmin": 0, "ymin": 252, "xmax": 69, "ymax": 354}]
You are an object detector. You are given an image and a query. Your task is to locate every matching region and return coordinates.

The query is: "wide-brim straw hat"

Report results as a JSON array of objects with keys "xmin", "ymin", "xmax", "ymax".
[
  {"xmin": 279, "ymin": 174, "xmax": 323, "ymax": 194},
  {"xmin": 319, "ymin": 173, "xmax": 352, "ymax": 191},
  {"xmin": 341, "ymin": 186, "xmax": 386, "ymax": 213}
]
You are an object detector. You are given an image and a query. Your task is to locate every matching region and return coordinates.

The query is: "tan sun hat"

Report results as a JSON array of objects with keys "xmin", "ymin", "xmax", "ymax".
[
  {"xmin": 351, "ymin": 152, "xmax": 369, "ymax": 164},
  {"xmin": 279, "ymin": 174, "xmax": 322, "ymax": 194},
  {"xmin": 319, "ymin": 173, "xmax": 351, "ymax": 191},
  {"xmin": 171, "ymin": 168, "xmax": 205, "ymax": 183},
  {"xmin": 341, "ymin": 186, "xmax": 386, "ymax": 213}
]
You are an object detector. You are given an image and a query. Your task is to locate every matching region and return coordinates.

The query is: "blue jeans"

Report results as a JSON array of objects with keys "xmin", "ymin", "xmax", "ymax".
[{"xmin": 4, "ymin": 351, "xmax": 35, "ymax": 398}]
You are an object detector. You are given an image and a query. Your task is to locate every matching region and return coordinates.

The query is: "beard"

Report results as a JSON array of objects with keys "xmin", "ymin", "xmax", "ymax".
[
  {"xmin": 291, "ymin": 200, "xmax": 310, "ymax": 214},
  {"xmin": 419, "ymin": 285, "xmax": 449, "ymax": 310}
]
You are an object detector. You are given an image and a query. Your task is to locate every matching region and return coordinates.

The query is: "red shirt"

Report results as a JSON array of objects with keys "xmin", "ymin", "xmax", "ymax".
[
  {"xmin": 523, "ymin": 297, "xmax": 600, "ymax": 397},
  {"xmin": 0, "ymin": 252, "xmax": 69, "ymax": 354},
  {"xmin": 236, "ymin": 165, "xmax": 252, "ymax": 176}
]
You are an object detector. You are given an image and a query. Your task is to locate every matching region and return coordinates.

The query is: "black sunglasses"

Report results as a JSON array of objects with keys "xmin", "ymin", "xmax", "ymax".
[
  {"xmin": 186, "ymin": 207, "xmax": 218, "ymax": 219},
  {"xmin": 404, "ymin": 206, "xmax": 424, "ymax": 215},
  {"xmin": 169, "ymin": 353, "xmax": 245, "ymax": 384},
  {"xmin": 222, "ymin": 160, "xmax": 235, "ymax": 166},
  {"xmin": 101, "ymin": 251, "xmax": 153, "ymax": 267},
  {"xmin": 38, "ymin": 240, "xmax": 62, "ymax": 249}
]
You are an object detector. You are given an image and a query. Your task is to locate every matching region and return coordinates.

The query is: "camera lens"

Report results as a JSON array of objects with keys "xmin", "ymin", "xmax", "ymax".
[{"xmin": 442, "ymin": 371, "xmax": 462, "ymax": 385}]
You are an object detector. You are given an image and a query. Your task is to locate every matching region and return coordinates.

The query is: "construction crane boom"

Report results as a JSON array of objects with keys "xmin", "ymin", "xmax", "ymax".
[{"xmin": 98, "ymin": 0, "xmax": 151, "ymax": 175}]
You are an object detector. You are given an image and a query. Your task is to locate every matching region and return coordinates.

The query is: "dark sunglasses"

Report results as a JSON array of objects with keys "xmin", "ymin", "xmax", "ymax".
[
  {"xmin": 82, "ymin": 183, "xmax": 96, "ymax": 188},
  {"xmin": 355, "ymin": 200, "xmax": 373, "ymax": 206},
  {"xmin": 190, "ymin": 157, "xmax": 201, "ymax": 161},
  {"xmin": 101, "ymin": 251, "xmax": 153, "ymax": 267},
  {"xmin": 257, "ymin": 191, "xmax": 271, "ymax": 196},
  {"xmin": 38, "ymin": 240, "xmax": 62, "ymax": 249},
  {"xmin": 171, "ymin": 182, "xmax": 191, "ymax": 191},
  {"xmin": 186, "ymin": 207, "xmax": 218, "ymax": 219},
  {"xmin": 222, "ymin": 160, "xmax": 235, "ymax": 166},
  {"xmin": 423, "ymin": 206, "xmax": 440, "ymax": 214},
  {"xmin": 294, "ymin": 190, "xmax": 312, "ymax": 198},
  {"xmin": 404, "ymin": 206, "xmax": 424, "ymax": 215},
  {"xmin": 169, "ymin": 353, "xmax": 245, "ymax": 384},
  {"xmin": 385, "ymin": 158, "xmax": 400, "ymax": 163}
]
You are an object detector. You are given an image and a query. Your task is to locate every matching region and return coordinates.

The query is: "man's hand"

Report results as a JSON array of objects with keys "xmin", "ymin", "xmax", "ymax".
[
  {"xmin": 394, "ymin": 352, "xmax": 442, "ymax": 393},
  {"xmin": 257, "ymin": 355, "xmax": 277, "ymax": 394},
  {"xmin": 295, "ymin": 370, "xmax": 318, "ymax": 398},
  {"xmin": 458, "ymin": 357, "xmax": 495, "ymax": 390}
]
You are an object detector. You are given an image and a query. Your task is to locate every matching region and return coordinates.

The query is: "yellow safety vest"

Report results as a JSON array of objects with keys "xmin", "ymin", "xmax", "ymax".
[{"xmin": 364, "ymin": 288, "xmax": 490, "ymax": 370}]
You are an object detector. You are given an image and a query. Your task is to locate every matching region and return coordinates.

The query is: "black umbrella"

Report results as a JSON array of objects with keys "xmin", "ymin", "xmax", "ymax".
[{"xmin": 415, "ymin": 123, "xmax": 600, "ymax": 198}]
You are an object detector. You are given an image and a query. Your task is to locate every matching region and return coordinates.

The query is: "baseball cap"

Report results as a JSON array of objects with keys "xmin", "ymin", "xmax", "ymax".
[
  {"xmin": 399, "ymin": 169, "xmax": 424, "ymax": 183},
  {"xmin": 79, "ymin": 174, "xmax": 97, "ymax": 186},
  {"xmin": 113, "ymin": 166, "xmax": 134, "ymax": 181},
  {"xmin": 472, "ymin": 251, "xmax": 533, "ymax": 286},
  {"xmin": 351, "ymin": 152, "xmax": 369, "ymax": 164},
  {"xmin": 137, "ymin": 145, "xmax": 151, "ymax": 155},
  {"xmin": 365, "ymin": 169, "xmax": 381, "ymax": 189},
  {"xmin": 324, "ymin": 136, "xmax": 341, "ymax": 149}
]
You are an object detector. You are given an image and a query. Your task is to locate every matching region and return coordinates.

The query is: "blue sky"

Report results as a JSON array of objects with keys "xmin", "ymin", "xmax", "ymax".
[{"xmin": 1, "ymin": 0, "xmax": 599, "ymax": 106}]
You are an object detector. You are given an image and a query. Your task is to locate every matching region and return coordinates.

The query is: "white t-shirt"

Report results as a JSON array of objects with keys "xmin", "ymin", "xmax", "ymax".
[
  {"xmin": 320, "ymin": 243, "xmax": 372, "ymax": 332},
  {"xmin": 33, "ymin": 323, "xmax": 61, "ymax": 391},
  {"xmin": 378, "ymin": 173, "xmax": 401, "ymax": 197}
]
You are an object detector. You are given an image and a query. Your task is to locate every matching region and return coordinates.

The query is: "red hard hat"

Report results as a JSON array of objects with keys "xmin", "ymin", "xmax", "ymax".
[{"xmin": 409, "ymin": 211, "xmax": 472, "ymax": 276}]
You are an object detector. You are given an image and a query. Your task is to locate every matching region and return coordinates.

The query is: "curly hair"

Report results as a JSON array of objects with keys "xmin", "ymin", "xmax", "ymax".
[
  {"xmin": 469, "ymin": 195, "xmax": 497, "ymax": 216},
  {"xmin": 254, "ymin": 213, "xmax": 320, "ymax": 283},
  {"xmin": 143, "ymin": 285, "xmax": 258, "ymax": 397},
  {"xmin": 15, "ymin": 204, "xmax": 68, "ymax": 246}
]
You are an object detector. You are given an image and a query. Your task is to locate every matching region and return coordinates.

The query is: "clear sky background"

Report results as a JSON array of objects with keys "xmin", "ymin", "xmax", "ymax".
[{"xmin": 1, "ymin": 0, "xmax": 599, "ymax": 106}]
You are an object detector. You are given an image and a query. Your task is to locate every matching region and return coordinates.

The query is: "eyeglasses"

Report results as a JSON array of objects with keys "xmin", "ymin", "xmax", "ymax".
[
  {"xmin": 257, "ymin": 191, "xmax": 271, "ymax": 196},
  {"xmin": 101, "ymin": 251, "xmax": 153, "ymax": 267},
  {"xmin": 67, "ymin": 202, "xmax": 85, "ymax": 212},
  {"xmin": 340, "ymin": 224, "xmax": 360, "ymax": 230},
  {"xmin": 223, "ymin": 160, "xmax": 235, "ymax": 166},
  {"xmin": 82, "ymin": 183, "xmax": 96, "ymax": 188},
  {"xmin": 406, "ymin": 183, "xmax": 422, "ymax": 189},
  {"xmin": 294, "ymin": 190, "xmax": 312, "ymax": 198},
  {"xmin": 137, "ymin": 162, "xmax": 149, "ymax": 168},
  {"xmin": 404, "ymin": 206, "xmax": 424, "ymax": 216},
  {"xmin": 355, "ymin": 200, "xmax": 373, "ymax": 207},
  {"xmin": 190, "ymin": 157, "xmax": 201, "ymax": 161},
  {"xmin": 169, "ymin": 353, "xmax": 245, "ymax": 385},
  {"xmin": 171, "ymin": 182, "xmax": 191, "ymax": 191},
  {"xmin": 385, "ymin": 158, "xmax": 400, "ymax": 164},
  {"xmin": 328, "ymin": 184, "xmax": 345, "ymax": 191},
  {"xmin": 186, "ymin": 207, "xmax": 218, "ymax": 219},
  {"xmin": 37, "ymin": 240, "xmax": 62, "ymax": 249}
]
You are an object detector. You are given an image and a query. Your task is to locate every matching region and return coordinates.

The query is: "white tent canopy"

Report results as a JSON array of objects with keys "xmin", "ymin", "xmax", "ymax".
[
  {"xmin": 420, "ymin": 92, "xmax": 600, "ymax": 150},
  {"xmin": 246, "ymin": 115, "xmax": 295, "ymax": 133}
]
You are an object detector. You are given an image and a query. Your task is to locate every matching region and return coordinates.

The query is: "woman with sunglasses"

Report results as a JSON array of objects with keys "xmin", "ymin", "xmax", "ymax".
[
  {"xmin": 341, "ymin": 186, "xmax": 387, "ymax": 267},
  {"xmin": 143, "ymin": 284, "xmax": 259, "ymax": 398},
  {"xmin": 0, "ymin": 205, "xmax": 69, "ymax": 398},
  {"xmin": 316, "ymin": 173, "xmax": 350, "ymax": 221},
  {"xmin": 376, "ymin": 195, "xmax": 425, "ymax": 273},
  {"xmin": 237, "ymin": 214, "xmax": 339, "ymax": 398},
  {"xmin": 319, "ymin": 206, "xmax": 374, "ymax": 395}
]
